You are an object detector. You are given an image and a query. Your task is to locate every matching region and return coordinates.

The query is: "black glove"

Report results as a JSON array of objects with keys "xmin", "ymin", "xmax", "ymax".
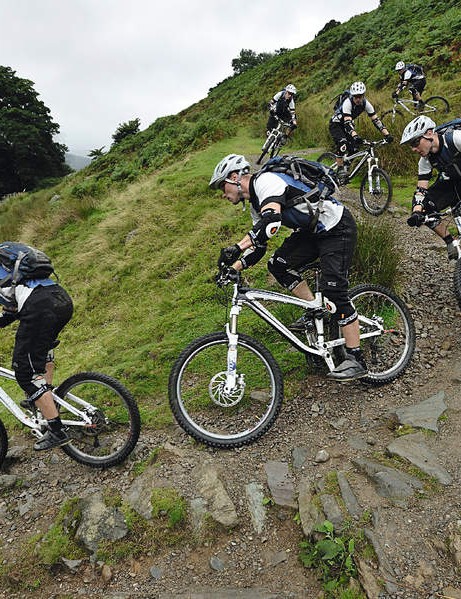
[
  {"xmin": 353, "ymin": 135, "xmax": 363, "ymax": 148},
  {"xmin": 217, "ymin": 244, "xmax": 242, "ymax": 267},
  {"xmin": 392, "ymin": 91, "xmax": 399, "ymax": 99},
  {"xmin": 407, "ymin": 212, "xmax": 425, "ymax": 227},
  {"xmin": 385, "ymin": 134, "xmax": 394, "ymax": 143}
]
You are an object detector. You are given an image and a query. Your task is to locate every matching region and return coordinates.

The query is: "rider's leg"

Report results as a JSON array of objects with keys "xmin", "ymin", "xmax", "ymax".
[{"xmin": 13, "ymin": 285, "xmax": 73, "ymax": 449}]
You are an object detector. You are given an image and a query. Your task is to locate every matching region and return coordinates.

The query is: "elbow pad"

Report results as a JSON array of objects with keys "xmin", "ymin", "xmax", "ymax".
[
  {"xmin": 412, "ymin": 187, "xmax": 427, "ymax": 209},
  {"xmin": 248, "ymin": 209, "xmax": 282, "ymax": 247},
  {"xmin": 373, "ymin": 118, "xmax": 385, "ymax": 132}
]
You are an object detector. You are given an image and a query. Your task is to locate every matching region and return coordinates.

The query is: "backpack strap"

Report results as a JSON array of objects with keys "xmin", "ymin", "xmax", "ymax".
[{"xmin": 11, "ymin": 251, "xmax": 26, "ymax": 285}]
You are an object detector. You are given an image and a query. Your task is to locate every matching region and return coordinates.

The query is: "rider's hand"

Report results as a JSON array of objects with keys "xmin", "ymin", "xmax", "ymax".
[
  {"xmin": 446, "ymin": 239, "xmax": 461, "ymax": 261},
  {"xmin": 392, "ymin": 91, "xmax": 399, "ymax": 99},
  {"xmin": 217, "ymin": 244, "xmax": 242, "ymax": 267},
  {"xmin": 407, "ymin": 212, "xmax": 425, "ymax": 228},
  {"xmin": 385, "ymin": 134, "xmax": 394, "ymax": 143},
  {"xmin": 353, "ymin": 135, "xmax": 363, "ymax": 149}
]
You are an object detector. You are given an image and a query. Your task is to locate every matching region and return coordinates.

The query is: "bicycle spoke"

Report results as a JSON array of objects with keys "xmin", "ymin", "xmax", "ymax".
[{"xmin": 360, "ymin": 168, "xmax": 392, "ymax": 216}]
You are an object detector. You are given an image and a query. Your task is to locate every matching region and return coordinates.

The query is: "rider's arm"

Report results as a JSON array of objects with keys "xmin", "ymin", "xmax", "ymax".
[{"xmin": 0, "ymin": 308, "xmax": 19, "ymax": 328}]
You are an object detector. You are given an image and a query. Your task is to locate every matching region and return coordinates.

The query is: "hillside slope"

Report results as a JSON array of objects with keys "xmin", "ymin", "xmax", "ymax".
[{"xmin": 0, "ymin": 0, "xmax": 459, "ymax": 420}]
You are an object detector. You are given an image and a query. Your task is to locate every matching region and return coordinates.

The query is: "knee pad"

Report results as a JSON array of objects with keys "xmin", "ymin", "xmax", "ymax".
[
  {"xmin": 268, "ymin": 255, "xmax": 302, "ymax": 291},
  {"xmin": 16, "ymin": 373, "xmax": 49, "ymax": 402},
  {"xmin": 324, "ymin": 292, "xmax": 357, "ymax": 326},
  {"xmin": 338, "ymin": 139, "xmax": 348, "ymax": 155}
]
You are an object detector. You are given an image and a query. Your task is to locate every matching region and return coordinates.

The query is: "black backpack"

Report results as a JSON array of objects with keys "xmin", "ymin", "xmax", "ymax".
[
  {"xmin": 0, "ymin": 242, "xmax": 55, "ymax": 286},
  {"xmin": 432, "ymin": 118, "xmax": 461, "ymax": 177},
  {"xmin": 257, "ymin": 155, "xmax": 338, "ymax": 194},
  {"xmin": 333, "ymin": 89, "xmax": 351, "ymax": 112}
]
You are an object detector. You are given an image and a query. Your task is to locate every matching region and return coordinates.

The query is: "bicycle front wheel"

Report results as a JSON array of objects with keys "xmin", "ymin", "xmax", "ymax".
[
  {"xmin": 381, "ymin": 108, "xmax": 405, "ymax": 130},
  {"xmin": 423, "ymin": 96, "xmax": 450, "ymax": 115},
  {"xmin": 55, "ymin": 372, "xmax": 141, "ymax": 469},
  {"xmin": 360, "ymin": 168, "xmax": 392, "ymax": 216},
  {"xmin": 169, "ymin": 332, "xmax": 284, "ymax": 448},
  {"xmin": 256, "ymin": 134, "xmax": 276, "ymax": 165},
  {"xmin": 349, "ymin": 285, "xmax": 415, "ymax": 384},
  {"xmin": 0, "ymin": 419, "xmax": 8, "ymax": 468}
]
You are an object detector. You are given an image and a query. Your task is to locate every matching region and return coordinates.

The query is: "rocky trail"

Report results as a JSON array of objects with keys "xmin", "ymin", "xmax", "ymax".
[{"xmin": 1, "ymin": 190, "xmax": 461, "ymax": 599}]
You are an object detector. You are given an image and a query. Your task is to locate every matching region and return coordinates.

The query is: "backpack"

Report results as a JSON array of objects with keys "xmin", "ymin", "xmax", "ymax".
[
  {"xmin": 255, "ymin": 155, "xmax": 339, "ymax": 232},
  {"xmin": 432, "ymin": 118, "xmax": 461, "ymax": 177},
  {"xmin": 0, "ymin": 242, "xmax": 55, "ymax": 286},
  {"xmin": 257, "ymin": 155, "xmax": 338, "ymax": 193},
  {"xmin": 406, "ymin": 63, "xmax": 424, "ymax": 77},
  {"xmin": 333, "ymin": 89, "xmax": 351, "ymax": 113}
]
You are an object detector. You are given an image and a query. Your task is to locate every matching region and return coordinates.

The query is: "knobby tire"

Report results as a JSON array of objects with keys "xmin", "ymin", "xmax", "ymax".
[
  {"xmin": 331, "ymin": 284, "xmax": 415, "ymax": 385},
  {"xmin": 0, "ymin": 419, "xmax": 8, "ymax": 468},
  {"xmin": 55, "ymin": 371, "xmax": 141, "ymax": 469},
  {"xmin": 168, "ymin": 332, "xmax": 284, "ymax": 448},
  {"xmin": 359, "ymin": 167, "xmax": 392, "ymax": 216},
  {"xmin": 452, "ymin": 259, "xmax": 461, "ymax": 309},
  {"xmin": 424, "ymin": 96, "xmax": 450, "ymax": 114}
]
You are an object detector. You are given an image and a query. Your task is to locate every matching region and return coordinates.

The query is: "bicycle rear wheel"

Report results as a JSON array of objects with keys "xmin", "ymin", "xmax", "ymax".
[
  {"xmin": 348, "ymin": 285, "xmax": 415, "ymax": 384},
  {"xmin": 0, "ymin": 419, "xmax": 8, "ymax": 468},
  {"xmin": 360, "ymin": 168, "xmax": 392, "ymax": 216},
  {"xmin": 317, "ymin": 152, "xmax": 337, "ymax": 170},
  {"xmin": 55, "ymin": 372, "xmax": 141, "ymax": 469},
  {"xmin": 169, "ymin": 332, "xmax": 284, "ymax": 448},
  {"xmin": 423, "ymin": 96, "xmax": 450, "ymax": 115}
]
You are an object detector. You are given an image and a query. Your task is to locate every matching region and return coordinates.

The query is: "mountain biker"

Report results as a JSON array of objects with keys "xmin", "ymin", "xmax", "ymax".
[
  {"xmin": 266, "ymin": 84, "xmax": 298, "ymax": 137},
  {"xmin": 209, "ymin": 154, "xmax": 368, "ymax": 382},
  {"xmin": 0, "ymin": 254, "xmax": 74, "ymax": 450},
  {"xmin": 329, "ymin": 81, "xmax": 392, "ymax": 180},
  {"xmin": 400, "ymin": 115, "xmax": 461, "ymax": 260},
  {"xmin": 393, "ymin": 61, "xmax": 426, "ymax": 109}
]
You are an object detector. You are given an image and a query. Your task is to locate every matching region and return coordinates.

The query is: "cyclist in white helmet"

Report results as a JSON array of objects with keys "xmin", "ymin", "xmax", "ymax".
[
  {"xmin": 393, "ymin": 61, "xmax": 426, "ymax": 109},
  {"xmin": 329, "ymin": 81, "xmax": 392, "ymax": 179},
  {"xmin": 209, "ymin": 153, "xmax": 368, "ymax": 382},
  {"xmin": 266, "ymin": 84, "xmax": 298, "ymax": 136},
  {"xmin": 401, "ymin": 115, "xmax": 461, "ymax": 260}
]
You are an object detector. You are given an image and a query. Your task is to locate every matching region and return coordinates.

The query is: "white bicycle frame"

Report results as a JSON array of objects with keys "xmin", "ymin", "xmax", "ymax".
[
  {"xmin": 222, "ymin": 278, "xmax": 384, "ymax": 392},
  {"xmin": 0, "ymin": 366, "xmax": 94, "ymax": 439},
  {"xmin": 343, "ymin": 142, "xmax": 383, "ymax": 191}
]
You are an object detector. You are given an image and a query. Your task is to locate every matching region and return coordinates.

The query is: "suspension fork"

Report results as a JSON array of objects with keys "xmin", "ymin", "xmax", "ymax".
[
  {"xmin": 225, "ymin": 304, "xmax": 241, "ymax": 391},
  {"xmin": 367, "ymin": 151, "xmax": 379, "ymax": 191}
]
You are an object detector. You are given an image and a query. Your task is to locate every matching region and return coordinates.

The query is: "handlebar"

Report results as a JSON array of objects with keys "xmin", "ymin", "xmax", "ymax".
[{"xmin": 216, "ymin": 266, "xmax": 241, "ymax": 288}]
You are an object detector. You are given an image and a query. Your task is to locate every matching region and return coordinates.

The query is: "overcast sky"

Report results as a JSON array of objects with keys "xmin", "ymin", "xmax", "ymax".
[{"xmin": 1, "ymin": 0, "xmax": 379, "ymax": 156}]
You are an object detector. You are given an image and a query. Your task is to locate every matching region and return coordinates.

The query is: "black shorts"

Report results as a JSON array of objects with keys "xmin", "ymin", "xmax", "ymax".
[
  {"xmin": 424, "ymin": 177, "xmax": 461, "ymax": 213},
  {"xmin": 13, "ymin": 284, "xmax": 73, "ymax": 394}
]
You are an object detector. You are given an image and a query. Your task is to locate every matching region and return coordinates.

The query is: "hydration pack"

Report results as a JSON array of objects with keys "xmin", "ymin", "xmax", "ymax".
[
  {"xmin": 431, "ymin": 118, "xmax": 461, "ymax": 178},
  {"xmin": 0, "ymin": 242, "xmax": 55, "ymax": 286},
  {"xmin": 256, "ymin": 155, "xmax": 338, "ymax": 194},
  {"xmin": 333, "ymin": 89, "xmax": 352, "ymax": 112},
  {"xmin": 406, "ymin": 63, "xmax": 424, "ymax": 77}
]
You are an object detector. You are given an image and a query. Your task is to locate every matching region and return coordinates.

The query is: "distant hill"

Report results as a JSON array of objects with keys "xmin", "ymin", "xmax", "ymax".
[{"xmin": 65, "ymin": 153, "xmax": 91, "ymax": 171}]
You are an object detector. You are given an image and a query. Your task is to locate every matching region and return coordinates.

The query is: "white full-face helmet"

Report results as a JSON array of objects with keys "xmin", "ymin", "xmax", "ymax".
[
  {"xmin": 400, "ymin": 115, "xmax": 436, "ymax": 145},
  {"xmin": 209, "ymin": 154, "xmax": 251, "ymax": 189},
  {"xmin": 349, "ymin": 81, "xmax": 366, "ymax": 96},
  {"xmin": 285, "ymin": 83, "xmax": 297, "ymax": 95},
  {"xmin": 395, "ymin": 60, "xmax": 406, "ymax": 71}
]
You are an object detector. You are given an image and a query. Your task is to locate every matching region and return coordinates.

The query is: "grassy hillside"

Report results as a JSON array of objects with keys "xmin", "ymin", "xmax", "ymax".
[{"xmin": 0, "ymin": 0, "xmax": 459, "ymax": 429}]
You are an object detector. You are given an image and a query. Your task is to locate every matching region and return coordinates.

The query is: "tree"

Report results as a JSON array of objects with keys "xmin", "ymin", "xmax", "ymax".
[
  {"xmin": 88, "ymin": 146, "xmax": 106, "ymax": 160},
  {"xmin": 0, "ymin": 66, "xmax": 69, "ymax": 196},
  {"xmin": 231, "ymin": 49, "xmax": 275, "ymax": 75},
  {"xmin": 111, "ymin": 118, "xmax": 141, "ymax": 145}
]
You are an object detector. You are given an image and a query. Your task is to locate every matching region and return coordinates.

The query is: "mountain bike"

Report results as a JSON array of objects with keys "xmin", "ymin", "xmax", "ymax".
[
  {"xmin": 0, "ymin": 368, "xmax": 141, "ymax": 469},
  {"xmin": 168, "ymin": 266, "xmax": 415, "ymax": 449},
  {"xmin": 256, "ymin": 117, "xmax": 294, "ymax": 165},
  {"xmin": 419, "ymin": 201, "xmax": 461, "ymax": 310},
  {"xmin": 382, "ymin": 94, "xmax": 450, "ymax": 128},
  {"xmin": 317, "ymin": 139, "xmax": 392, "ymax": 216}
]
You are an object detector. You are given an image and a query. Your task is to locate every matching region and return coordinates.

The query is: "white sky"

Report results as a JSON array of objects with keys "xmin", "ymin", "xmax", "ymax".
[{"xmin": 0, "ymin": 0, "xmax": 379, "ymax": 156}]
